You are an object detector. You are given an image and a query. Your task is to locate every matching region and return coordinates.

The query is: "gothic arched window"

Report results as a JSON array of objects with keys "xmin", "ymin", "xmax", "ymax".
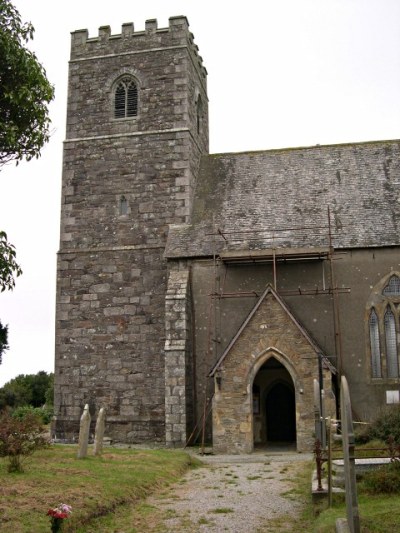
[
  {"xmin": 383, "ymin": 275, "xmax": 400, "ymax": 296},
  {"xmin": 384, "ymin": 306, "xmax": 398, "ymax": 378},
  {"xmin": 368, "ymin": 274, "xmax": 400, "ymax": 379},
  {"xmin": 369, "ymin": 308, "xmax": 382, "ymax": 378},
  {"xmin": 114, "ymin": 77, "xmax": 138, "ymax": 119}
]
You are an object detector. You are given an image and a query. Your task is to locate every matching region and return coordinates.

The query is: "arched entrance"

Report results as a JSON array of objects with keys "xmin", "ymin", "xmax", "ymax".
[{"xmin": 253, "ymin": 357, "xmax": 296, "ymax": 446}]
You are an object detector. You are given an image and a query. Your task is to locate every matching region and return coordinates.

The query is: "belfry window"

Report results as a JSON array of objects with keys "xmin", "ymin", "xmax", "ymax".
[
  {"xmin": 114, "ymin": 77, "xmax": 138, "ymax": 119},
  {"xmin": 368, "ymin": 274, "xmax": 400, "ymax": 379}
]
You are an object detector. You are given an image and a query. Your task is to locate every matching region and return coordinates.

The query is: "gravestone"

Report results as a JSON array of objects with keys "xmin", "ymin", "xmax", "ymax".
[
  {"xmin": 77, "ymin": 404, "xmax": 91, "ymax": 459},
  {"xmin": 340, "ymin": 375, "xmax": 360, "ymax": 533},
  {"xmin": 93, "ymin": 407, "xmax": 106, "ymax": 456}
]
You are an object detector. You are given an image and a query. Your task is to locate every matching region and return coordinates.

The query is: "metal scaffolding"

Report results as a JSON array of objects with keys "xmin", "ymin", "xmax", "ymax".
[{"xmin": 193, "ymin": 208, "xmax": 348, "ymax": 449}]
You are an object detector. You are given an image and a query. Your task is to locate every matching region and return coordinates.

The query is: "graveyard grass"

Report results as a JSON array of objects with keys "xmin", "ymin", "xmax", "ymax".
[
  {"xmin": 265, "ymin": 458, "xmax": 400, "ymax": 533},
  {"xmin": 2, "ymin": 444, "xmax": 400, "ymax": 532},
  {"xmin": 0, "ymin": 445, "xmax": 199, "ymax": 532}
]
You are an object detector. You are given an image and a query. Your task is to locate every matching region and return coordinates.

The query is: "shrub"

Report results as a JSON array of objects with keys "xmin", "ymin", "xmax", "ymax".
[
  {"xmin": 358, "ymin": 405, "xmax": 400, "ymax": 443},
  {"xmin": 12, "ymin": 404, "xmax": 53, "ymax": 424},
  {"xmin": 362, "ymin": 461, "xmax": 400, "ymax": 494},
  {"xmin": 0, "ymin": 410, "xmax": 50, "ymax": 472}
]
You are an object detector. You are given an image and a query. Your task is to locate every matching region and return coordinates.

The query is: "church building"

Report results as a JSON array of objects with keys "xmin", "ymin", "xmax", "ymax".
[{"xmin": 53, "ymin": 17, "xmax": 400, "ymax": 453}]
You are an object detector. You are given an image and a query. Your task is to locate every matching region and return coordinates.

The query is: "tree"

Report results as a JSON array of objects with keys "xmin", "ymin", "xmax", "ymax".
[
  {"xmin": 0, "ymin": 371, "xmax": 54, "ymax": 409},
  {"xmin": 0, "ymin": 0, "xmax": 54, "ymax": 166},
  {"xmin": 0, "ymin": 231, "xmax": 22, "ymax": 291},
  {"xmin": 0, "ymin": 319, "xmax": 8, "ymax": 364},
  {"xmin": 0, "ymin": 1, "xmax": 53, "ymax": 362}
]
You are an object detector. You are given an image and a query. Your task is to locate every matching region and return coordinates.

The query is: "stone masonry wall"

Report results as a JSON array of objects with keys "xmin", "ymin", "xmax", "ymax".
[
  {"xmin": 212, "ymin": 291, "xmax": 321, "ymax": 453},
  {"xmin": 54, "ymin": 17, "xmax": 208, "ymax": 442}
]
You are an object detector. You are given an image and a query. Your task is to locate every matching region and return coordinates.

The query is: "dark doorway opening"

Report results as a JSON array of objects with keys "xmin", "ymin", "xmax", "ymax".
[
  {"xmin": 266, "ymin": 381, "xmax": 296, "ymax": 442},
  {"xmin": 253, "ymin": 357, "xmax": 297, "ymax": 448}
]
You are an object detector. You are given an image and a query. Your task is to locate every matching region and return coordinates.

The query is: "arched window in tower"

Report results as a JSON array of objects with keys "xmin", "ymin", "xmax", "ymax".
[
  {"xmin": 384, "ymin": 306, "xmax": 398, "ymax": 378},
  {"xmin": 114, "ymin": 77, "xmax": 138, "ymax": 119},
  {"xmin": 369, "ymin": 308, "xmax": 381, "ymax": 378},
  {"xmin": 196, "ymin": 94, "xmax": 202, "ymax": 135}
]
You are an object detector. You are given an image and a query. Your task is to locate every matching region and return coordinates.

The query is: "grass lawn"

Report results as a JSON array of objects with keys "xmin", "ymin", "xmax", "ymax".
[
  {"xmin": 0, "ymin": 445, "xmax": 199, "ymax": 532},
  {"xmin": 264, "ymin": 458, "xmax": 400, "ymax": 533},
  {"xmin": 2, "ymin": 443, "xmax": 400, "ymax": 532}
]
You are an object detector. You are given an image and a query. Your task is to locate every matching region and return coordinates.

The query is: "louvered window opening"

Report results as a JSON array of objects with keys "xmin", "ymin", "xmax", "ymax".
[
  {"xmin": 369, "ymin": 309, "xmax": 382, "ymax": 378},
  {"xmin": 384, "ymin": 307, "xmax": 399, "ymax": 378},
  {"xmin": 114, "ymin": 78, "xmax": 138, "ymax": 119},
  {"xmin": 383, "ymin": 275, "xmax": 400, "ymax": 296}
]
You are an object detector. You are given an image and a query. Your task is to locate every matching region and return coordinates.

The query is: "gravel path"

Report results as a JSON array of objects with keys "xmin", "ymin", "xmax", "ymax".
[{"xmin": 145, "ymin": 450, "xmax": 312, "ymax": 532}]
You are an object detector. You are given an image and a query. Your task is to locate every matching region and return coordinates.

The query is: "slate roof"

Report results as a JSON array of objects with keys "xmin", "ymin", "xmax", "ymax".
[{"xmin": 165, "ymin": 139, "xmax": 400, "ymax": 258}]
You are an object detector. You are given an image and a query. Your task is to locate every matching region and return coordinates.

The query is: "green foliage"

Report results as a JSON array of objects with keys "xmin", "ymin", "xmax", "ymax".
[
  {"xmin": 0, "ymin": 371, "xmax": 54, "ymax": 409},
  {"xmin": 0, "ymin": 319, "xmax": 8, "ymax": 365},
  {"xmin": 0, "ymin": 0, "xmax": 54, "ymax": 167},
  {"xmin": 361, "ymin": 461, "xmax": 400, "ymax": 494},
  {"xmin": 0, "ymin": 231, "xmax": 22, "ymax": 292},
  {"xmin": 0, "ymin": 410, "xmax": 49, "ymax": 472},
  {"xmin": 12, "ymin": 404, "xmax": 53, "ymax": 424},
  {"xmin": 358, "ymin": 405, "xmax": 400, "ymax": 443}
]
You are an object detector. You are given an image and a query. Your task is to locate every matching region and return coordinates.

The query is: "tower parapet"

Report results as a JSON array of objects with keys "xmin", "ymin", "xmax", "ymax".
[{"xmin": 70, "ymin": 17, "xmax": 207, "ymax": 80}]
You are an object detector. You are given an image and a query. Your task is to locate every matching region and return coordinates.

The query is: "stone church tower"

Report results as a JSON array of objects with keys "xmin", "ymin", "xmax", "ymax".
[{"xmin": 54, "ymin": 17, "xmax": 208, "ymax": 442}]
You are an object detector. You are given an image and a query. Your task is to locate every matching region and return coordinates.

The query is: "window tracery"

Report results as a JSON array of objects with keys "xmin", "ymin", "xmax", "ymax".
[
  {"xmin": 114, "ymin": 76, "xmax": 138, "ymax": 119},
  {"xmin": 368, "ymin": 274, "xmax": 400, "ymax": 379},
  {"xmin": 369, "ymin": 308, "xmax": 381, "ymax": 378}
]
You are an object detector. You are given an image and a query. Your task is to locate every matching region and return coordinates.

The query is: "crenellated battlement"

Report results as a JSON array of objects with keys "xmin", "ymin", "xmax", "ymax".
[{"xmin": 70, "ymin": 16, "xmax": 207, "ymax": 78}]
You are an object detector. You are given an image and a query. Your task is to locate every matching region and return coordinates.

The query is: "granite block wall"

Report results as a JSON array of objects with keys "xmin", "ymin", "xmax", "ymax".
[{"xmin": 54, "ymin": 17, "xmax": 208, "ymax": 442}]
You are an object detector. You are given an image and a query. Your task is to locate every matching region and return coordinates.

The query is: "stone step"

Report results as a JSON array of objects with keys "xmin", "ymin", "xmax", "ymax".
[{"xmin": 332, "ymin": 457, "xmax": 392, "ymax": 488}]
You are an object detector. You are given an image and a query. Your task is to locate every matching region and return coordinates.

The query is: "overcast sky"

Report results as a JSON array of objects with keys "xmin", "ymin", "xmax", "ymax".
[{"xmin": 0, "ymin": 0, "xmax": 399, "ymax": 386}]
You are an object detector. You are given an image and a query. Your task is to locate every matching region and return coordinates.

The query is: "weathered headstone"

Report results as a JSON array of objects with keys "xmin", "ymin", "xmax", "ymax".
[
  {"xmin": 77, "ymin": 404, "xmax": 91, "ymax": 459},
  {"xmin": 93, "ymin": 407, "xmax": 106, "ymax": 456},
  {"xmin": 340, "ymin": 375, "xmax": 360, "ymax": 533}
]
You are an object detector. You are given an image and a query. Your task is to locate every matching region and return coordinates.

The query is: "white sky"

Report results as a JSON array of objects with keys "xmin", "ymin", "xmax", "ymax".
[{"xmin": 0, "ymin": 0, "xmax": 399, "ymax": 386}]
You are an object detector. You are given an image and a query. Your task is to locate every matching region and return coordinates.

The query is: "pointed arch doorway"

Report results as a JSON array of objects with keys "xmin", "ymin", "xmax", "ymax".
[{"xmin": 253, "ymin": 357, "xmax": 296, "ymax": 447}]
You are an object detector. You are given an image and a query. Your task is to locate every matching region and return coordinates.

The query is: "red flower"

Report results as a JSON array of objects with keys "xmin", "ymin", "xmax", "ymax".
[{"xmin": 47, "ymin": 509, "xmax": 68, "ymax": 519}]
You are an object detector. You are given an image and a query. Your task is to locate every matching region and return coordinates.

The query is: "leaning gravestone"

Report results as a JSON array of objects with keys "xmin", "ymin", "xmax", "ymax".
[
  {"xmin": 93, "ymin": 407, "xmax": 106, "ymax": 456},
  {"xmin": 339, "ymin": 375, "xmax": 360, "ymax": 533},
  {"xmin": 77, "ymin": 404, "xmax": 91, "ymax": 459}
]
